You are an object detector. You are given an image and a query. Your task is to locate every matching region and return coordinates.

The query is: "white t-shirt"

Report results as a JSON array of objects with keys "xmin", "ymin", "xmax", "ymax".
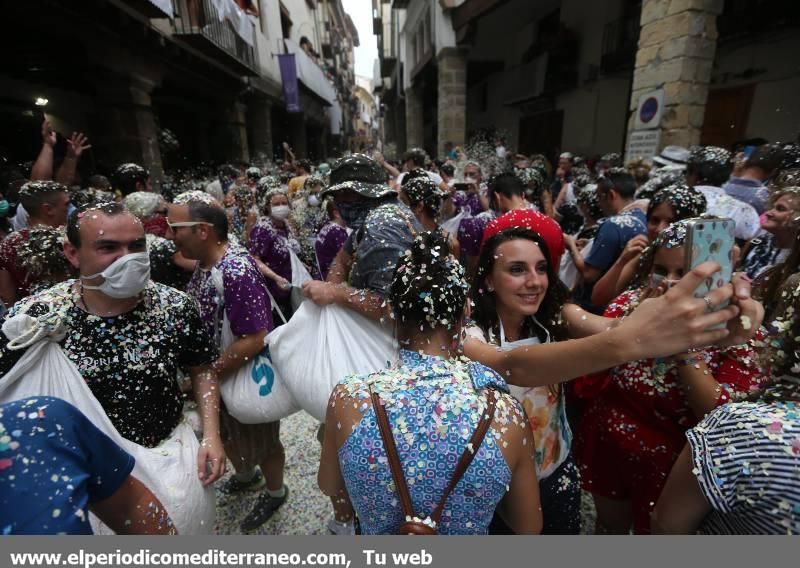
[
  {"xmin": 396, "ymin": 170, "xmax": 443, "ymax": 186},
  {"xmin": 465, "ymin": 324, "xmax": 572, "ymax": 479},
  {"xmin": 695, "ymin": 185, "xmax": 761, "ymax": 241},
  {"xmin": 205, "ymin": 180, "xmax": 224, "ymax": 203}
]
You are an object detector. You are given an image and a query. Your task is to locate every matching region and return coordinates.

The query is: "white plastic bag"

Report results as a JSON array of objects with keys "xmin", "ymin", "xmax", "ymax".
[
  {"xmin": 289, "ymin": 249, "xmax": 313, "ymax": 310},
  {"xmin": 0, "ymin": 313, "xmax": 215, "ymax": 535},
  {"xmin": 440, "ymin": 210, "xmax": 466, "ymax": 237},
  {"xmin": 268, "ymin": 301, "xmax": 397, "ymax": 422},
  {"xmin": 218, "ymin": 315, "xmax": 300, "ymax": 424},
  {"xmin": 559, "ymin": 239, "xmax": 594, "ymax": 291}
]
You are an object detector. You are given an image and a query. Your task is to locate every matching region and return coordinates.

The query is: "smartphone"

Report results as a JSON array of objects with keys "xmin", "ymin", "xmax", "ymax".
[
  {"xmin": 453, "ymin": 182, "xmax": 469, "ymax": 192},
  {"xmin": 684, "ymin": 217, "xmax": 735, "ymax": 329}
]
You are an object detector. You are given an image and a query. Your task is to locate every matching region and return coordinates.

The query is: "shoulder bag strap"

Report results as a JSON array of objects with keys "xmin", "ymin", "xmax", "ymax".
[
  {"xmin": 370, "ymin": 389, "xmax": 417, "ymax": 520},
  {"xmin": 429, "ymin": 389, "xmax": 497, "ymax": 525}
]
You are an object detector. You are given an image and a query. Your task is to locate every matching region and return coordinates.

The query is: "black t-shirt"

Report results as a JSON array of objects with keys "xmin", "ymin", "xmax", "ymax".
[
  {"xmin": 0, "ymin": 281, "xmax": 218, "ymax": 447},
  {"xmin": 148, "ymin": 235, "xmax": 193, "ymax": 291}
]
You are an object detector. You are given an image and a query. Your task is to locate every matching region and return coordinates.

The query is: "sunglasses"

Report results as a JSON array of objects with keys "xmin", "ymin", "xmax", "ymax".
[{"xmin": 166, "ymin": 221, "xmax": 213, "ymax": 230}]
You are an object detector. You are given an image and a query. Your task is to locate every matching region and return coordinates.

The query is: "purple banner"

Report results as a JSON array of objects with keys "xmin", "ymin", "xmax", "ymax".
[{"xmin": 278, "ymin": 54, "xmax": 301, "ymax": 113}]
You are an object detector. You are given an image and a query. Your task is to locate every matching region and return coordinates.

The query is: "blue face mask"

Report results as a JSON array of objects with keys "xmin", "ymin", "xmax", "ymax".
[
  {"xmin": 336, "ymin": 201, "xmax": 373, "ymax": 231},
  {"xmin": 0, "ymin": 200, "xmax": 8, "ymax": 217},
  {"xmin": 67, "ymin": 203, "xmax": 77, "ymax": 219}
]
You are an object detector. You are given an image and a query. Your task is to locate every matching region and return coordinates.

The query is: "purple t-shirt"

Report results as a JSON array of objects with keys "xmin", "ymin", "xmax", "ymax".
[
  {"xmin": 458, "ymin": 210, "xmax": 497, "ymax": 257},
  {"xmin": 187, "ymin": 242, "xmax": 273, "ymax": 342},
  {"xmin": 248, "ymin": 217, "xmax": 295, "ymax": 300},
  {"xmin": 315, "ymin": 222, "xmax": 349, "ymax": 280},
  {"xmin": 452, "ymin": 191, "xmax": 482, "ymax": 216}
]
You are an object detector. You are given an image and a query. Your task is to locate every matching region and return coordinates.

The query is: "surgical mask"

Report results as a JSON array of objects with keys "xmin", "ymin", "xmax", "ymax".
[
  {"xmin": 308, "ymin": 195, "xmax": 320, "ymax": 207},
  {"xmin": 271, "ymin": 205, "xmax": 291, "ymax": 220},
  {"xmin": 67, "ymin": 203, "xmax": 77, "ymax": 219},
  {"xmin": 336, "ymin": 201, "xmax": 373, "ymax": 231},
  {"xmin": 81, "ymin": 252, "xmax": 151, "ymax": 299},
  {"xmin": 650, "ymin": 272, "xmax": 678, "ymax": 290},
  {"xmin": 0, "ymin": 200, "xmax": 8, "ymax": 217}
]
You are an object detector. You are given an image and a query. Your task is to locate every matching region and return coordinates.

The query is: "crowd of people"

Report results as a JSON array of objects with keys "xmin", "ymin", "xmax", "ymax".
[{"xmin": 0, "ymin": 118, "xmax": 799, "ymax": 535}]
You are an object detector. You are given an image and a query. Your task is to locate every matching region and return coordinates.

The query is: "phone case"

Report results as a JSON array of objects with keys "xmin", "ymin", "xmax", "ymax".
[{"xmin": 685, "ymin": 217, "xmax": 735, "ymax": 319}]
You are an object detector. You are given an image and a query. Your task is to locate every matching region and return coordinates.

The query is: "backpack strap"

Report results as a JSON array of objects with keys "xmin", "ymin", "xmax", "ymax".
[
  {"xmin": 429, "ymin": 389, "xmax": 496, "ymax": 525},
  {"xmin": 371, "ymin": 388, "xmax": 417, "ymax": 521},
  {"xmin": 370, "ymin": 387, "xmax": 497, "ymax": 526}
]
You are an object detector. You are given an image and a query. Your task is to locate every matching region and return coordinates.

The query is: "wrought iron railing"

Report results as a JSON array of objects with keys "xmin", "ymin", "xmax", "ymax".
[{"xmin": 172, "ymin": 0, "xmax": 258, "ymax": 74}]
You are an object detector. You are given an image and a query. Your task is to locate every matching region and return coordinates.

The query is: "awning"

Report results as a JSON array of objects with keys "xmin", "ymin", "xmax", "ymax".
[{"xmin": 284, "ymin": 38, "xmax": 336, "ymax": 105}]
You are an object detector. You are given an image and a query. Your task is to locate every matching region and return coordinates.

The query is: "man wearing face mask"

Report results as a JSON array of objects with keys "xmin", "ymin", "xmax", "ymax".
[
  {"xmin": 0, "ymin": 202, "xmax": 226, "ymax": 525},
  {"xmin": 169, "ymin": 199, "xmax": 288, "ymax": 532},
  {"xmin": 0, "ymin": 181, "xmax": 72, "ymax": 307},
  {"xmin": 302, "ymin": 154, "xmax": 423, "ymax": 322}
]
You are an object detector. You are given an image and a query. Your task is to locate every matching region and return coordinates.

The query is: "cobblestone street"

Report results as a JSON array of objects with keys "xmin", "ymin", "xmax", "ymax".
[{"xmin": 213, "ymin": 411, "xmax": 597, "ymax": 535}]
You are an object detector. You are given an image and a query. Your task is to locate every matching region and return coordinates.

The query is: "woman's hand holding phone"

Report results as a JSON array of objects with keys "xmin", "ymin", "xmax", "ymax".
[{"xmin": 615, "ymin": 262, "xmax": 763, "ymax": 361}]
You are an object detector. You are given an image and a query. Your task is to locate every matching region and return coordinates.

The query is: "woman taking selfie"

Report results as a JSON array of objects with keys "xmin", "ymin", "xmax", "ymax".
[
  {"xmin": 466, "ymin": 210, "xmax": 578, "ymax": 533},
  {"xmin": 318, "ymin": 231, "xmax": 542, "ymax": 535},
  {"xmin": 574, "ymin": 220, "xmax": 766, "ymax": 534}
]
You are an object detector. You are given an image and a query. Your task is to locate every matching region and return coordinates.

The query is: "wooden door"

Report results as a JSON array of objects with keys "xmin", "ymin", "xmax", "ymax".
[{"xmin": 700, "ymin": 84, "xmax": 754, "ymax": 148}]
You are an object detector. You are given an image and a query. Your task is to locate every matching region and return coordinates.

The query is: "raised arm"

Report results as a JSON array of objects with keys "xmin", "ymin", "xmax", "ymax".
[
  {"xmin": 466, "ymin": 263, "xmax": 761, "ymax": 388},
  {"xmin": 30, "ymin": 119, "xmax": 57, "ymax": 181}
]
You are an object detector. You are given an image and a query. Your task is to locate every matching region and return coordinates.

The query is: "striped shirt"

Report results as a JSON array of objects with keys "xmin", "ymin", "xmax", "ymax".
[{"xmin": 687, "ymin": 401, "xmax": 800, "ymax": 534}]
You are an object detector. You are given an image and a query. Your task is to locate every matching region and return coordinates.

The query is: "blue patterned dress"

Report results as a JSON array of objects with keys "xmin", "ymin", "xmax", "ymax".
[{"xmin": 333, "ymin": 350, "xmax": 528, "ymax": 534}]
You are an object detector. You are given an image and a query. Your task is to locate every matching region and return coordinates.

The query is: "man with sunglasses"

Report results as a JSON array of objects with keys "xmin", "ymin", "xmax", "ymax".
[{"xmin": 168, "ymin": 199, "xmax": 288, "ymax": 533}]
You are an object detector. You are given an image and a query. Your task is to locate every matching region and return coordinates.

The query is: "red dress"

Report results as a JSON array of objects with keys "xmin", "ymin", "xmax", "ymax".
[{"xmin": 574, "ymin": 290, "xmax": 766, "ymax": 533}]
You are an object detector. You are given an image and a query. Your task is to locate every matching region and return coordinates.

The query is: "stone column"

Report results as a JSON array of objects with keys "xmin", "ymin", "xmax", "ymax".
[
  {"xmin": 405, "ymin": 83, "xmax": 424, "ymax": 150},
  {"xmin": 628, "ymin": 0, "xmax": 723, "ymax": 150},
  {"xmin": 247, "ymin": 99, "xmax": 274, "ymax": 164},
  {"xmin": 289, "ymin": 113, "xmax": 308, "ymax": 158},
  {"xmin": 437, "ymin": 48, "xmax": 467, "ymax": 158},
  {"xmin": 91, "ymin": 74, "xmax": 164, "ymax": 191},
  {"xmin": 224, "ymin": 102, "xmax": 250, "ymax": 163}
]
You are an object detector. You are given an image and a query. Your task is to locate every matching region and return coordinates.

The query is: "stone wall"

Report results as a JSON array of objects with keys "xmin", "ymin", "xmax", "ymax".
[
  {"xmin": 437, "ymin": 48, "xmax": 467, "ymax": 158},
  {"xmin": 629, "ymin": 0, "xmax": 723, "ymax": 148},
  {"xmin": 405, "ymin": 84, "xmax": 425, "ymax": 150}
]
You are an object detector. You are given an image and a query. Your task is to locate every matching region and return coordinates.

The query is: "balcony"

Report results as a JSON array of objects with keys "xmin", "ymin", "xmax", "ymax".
[
  {"xmin": 172, "ymin": 0, "xmax": 258, "ymax": 76},
  {"xmin": 601, "ymin": 15, "xmax": 640, "ymax": 73},
  {"xmin": 128, "ymin": 0, "xmax": 174, "ymax": 18}
]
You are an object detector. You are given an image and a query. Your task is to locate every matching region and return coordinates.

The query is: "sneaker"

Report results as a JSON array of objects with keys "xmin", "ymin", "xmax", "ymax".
[
  {"xmin": 218, "ymin": 469, "xmax": 265, "ymax": 495},
  {"xmin": 240, "ymin": 485, "xmax": 289, "ymax": 532},
  {"xmin": 327, "ymin": 517, "xmax": 356, "ymax": 535}
]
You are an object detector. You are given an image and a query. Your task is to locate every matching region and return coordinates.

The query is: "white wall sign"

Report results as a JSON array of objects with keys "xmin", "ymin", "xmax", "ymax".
[
  {"xmin": 634, "ymin": 89, "xmax": 665, "ymax": 130},
  {"xmin": 625, "ymin": 130, "xmax": 661, "ymax": 163}
]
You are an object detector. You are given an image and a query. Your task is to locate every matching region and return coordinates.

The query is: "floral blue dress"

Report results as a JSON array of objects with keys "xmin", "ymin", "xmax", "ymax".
[{"xmin": 333, "ymin": 350, "xmax": 528, "ymax": 534}]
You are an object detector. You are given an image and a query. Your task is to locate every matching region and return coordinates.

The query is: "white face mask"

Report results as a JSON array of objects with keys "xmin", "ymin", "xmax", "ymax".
[
  {"xmin": 308, "ymin": 195, "xmax": 320, "ymax": 207},
  {"xmin": 271, "ymin": 205, "xmax": 291, "ymax": 220},
  {"xmin": 81, "ymin": 252, "xmax": 151, "ymax": 299}
]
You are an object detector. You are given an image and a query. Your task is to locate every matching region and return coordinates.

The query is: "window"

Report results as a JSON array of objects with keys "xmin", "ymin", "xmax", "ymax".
[{"xmin": 280, "ymin": 2, "xmax": 292, "ymax": 40}]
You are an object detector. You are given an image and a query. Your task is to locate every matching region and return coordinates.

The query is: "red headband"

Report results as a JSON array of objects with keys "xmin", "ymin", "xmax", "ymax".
[{"xmin": 481, "ymin": 209, "xmax": 565, "ymax": 266}]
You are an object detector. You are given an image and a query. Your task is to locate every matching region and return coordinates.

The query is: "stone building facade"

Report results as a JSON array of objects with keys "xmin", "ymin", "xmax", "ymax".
[{"xmin": 374, "ymin": 0, "xmax": 799, "ymax": 163}]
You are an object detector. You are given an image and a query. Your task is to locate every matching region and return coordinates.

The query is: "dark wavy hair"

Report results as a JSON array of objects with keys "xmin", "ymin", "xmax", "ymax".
[{"xmin": 471, "ymin": 228, "xmax": 570, "ymax": 345}]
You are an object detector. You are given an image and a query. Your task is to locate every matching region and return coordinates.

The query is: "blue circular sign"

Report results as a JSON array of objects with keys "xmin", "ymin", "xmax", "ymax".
[{"xmin": 640, "ymin": 97, "xmax": 659, "ymax": 124}]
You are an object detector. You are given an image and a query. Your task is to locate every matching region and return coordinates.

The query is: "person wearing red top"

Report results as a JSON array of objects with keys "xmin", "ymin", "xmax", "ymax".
[
  {"xmin": 574, "ymin": 219, "xmax": 767, "ymax": 534},
  {"xmin": 0, "ymin": 181, "xmax": 70, "ymax": 306}
]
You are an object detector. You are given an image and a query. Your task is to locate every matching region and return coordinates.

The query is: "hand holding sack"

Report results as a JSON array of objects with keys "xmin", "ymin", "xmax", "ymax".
[{"xmin": 268, "ymin": 301, "xmax": 397, "ymax": 422}]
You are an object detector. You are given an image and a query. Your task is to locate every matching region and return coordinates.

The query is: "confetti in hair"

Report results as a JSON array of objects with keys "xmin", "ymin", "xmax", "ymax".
[{"xmin": 388, "ymin": 230, "xmax": 469, "ymax": 331}]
